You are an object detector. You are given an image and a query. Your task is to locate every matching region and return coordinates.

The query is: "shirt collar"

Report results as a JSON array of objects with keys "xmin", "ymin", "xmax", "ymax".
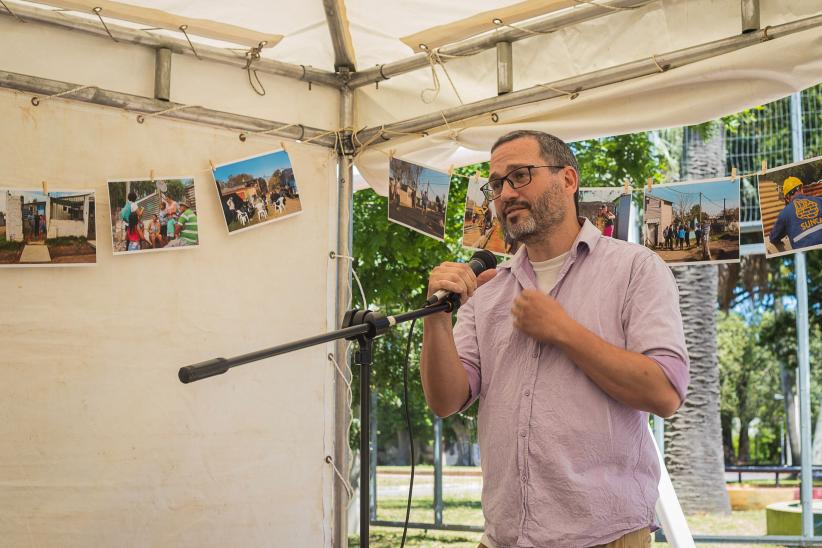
[{"xmin": 499, "ymin": 218, "xmax": 601, "ymax": 286}]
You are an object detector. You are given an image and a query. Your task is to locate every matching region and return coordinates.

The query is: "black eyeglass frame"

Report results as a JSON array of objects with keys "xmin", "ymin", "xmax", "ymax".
[{"xmin": 480, "ymin": 164, "xmax": 567, "ymax": 200}]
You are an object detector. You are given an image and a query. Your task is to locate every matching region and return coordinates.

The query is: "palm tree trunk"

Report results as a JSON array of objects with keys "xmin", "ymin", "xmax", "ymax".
[{"xmin": 664, "ymin": 125, "xmax": 731, "ymax": 514}]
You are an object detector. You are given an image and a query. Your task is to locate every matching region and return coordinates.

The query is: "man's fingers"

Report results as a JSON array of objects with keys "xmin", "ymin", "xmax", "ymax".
[{"xmin": 477, "ymin": 269, "xmax": 497, "ymax": 287}]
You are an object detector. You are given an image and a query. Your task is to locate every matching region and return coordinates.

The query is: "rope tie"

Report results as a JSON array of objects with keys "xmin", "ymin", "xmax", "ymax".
[
  {"xmin": 572, "ymin": 0, "xmax": 638, "ymax": 10},
  {"xmin": 244, "ymin": 42, "xmax": 268, "ymax": 96},
  {"xmin": 136, "ymin": 104, "xmax": 198, "ymax": 123},
  {"xmin": 325, "ymin": 455, "xmax": 354, "ymax": 499},
  {"xmin": 421, "ymin": 50, "xmax": 464, "ymax": 105},
  {"xmin": 31, "ymin": 85, "xmax": 94, "ymax": 106},
  {"xmin": 537, "ymin": 83, "xmax": 580, "ymax": 100},
  {"xmin": 651, "ymin": 55, "xmax": 667, "ymax": 73}
]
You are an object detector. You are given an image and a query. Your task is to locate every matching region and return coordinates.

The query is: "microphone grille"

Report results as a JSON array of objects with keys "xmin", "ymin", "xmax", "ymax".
[{"xmin": 472, "ymin": 249, "xmax": 498, "ymax": 270}]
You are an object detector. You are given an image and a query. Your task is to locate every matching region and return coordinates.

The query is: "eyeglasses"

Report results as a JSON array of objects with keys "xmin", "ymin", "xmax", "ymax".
[{"xmin": 480, "ymin": 165, "xmax": 566, "ymax": 200}]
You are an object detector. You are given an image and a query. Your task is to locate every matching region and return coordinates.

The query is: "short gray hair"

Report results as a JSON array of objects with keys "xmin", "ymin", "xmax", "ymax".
[
  {"xmin": 491, "ymin": 130, "xmax": 578, "ymax": 173},
  {"xmin": 491, "ymin": 130, "xmax": 579, "ymax": 212}
]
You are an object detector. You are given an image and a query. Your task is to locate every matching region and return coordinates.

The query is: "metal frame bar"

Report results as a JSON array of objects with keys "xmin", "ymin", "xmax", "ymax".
[
  {"xmin": 741, "ymin": 0, "xmax": 761, "ymax": 33},
  {"xmin": 346, "ymin": 0, "xmax": 653, "ymax": 88},
  {"xmin": 354, "ymin": 13, "xmax": 822, "ymax": 146},
  {"xmin": 0, "ymin": 2, "xmax": 340, "ymax": 88},
  {"xmin": 333, "ymin": 86, "xmax": 355, "ymax": 548},
  {"xmin": 323, "ymin": 0, "xmax": 356, "ymax": 71},
  {"xmin": 154, "ymin": 47, "xmax": 171, "ymax": 101},
  {"xmin": 0, "ymin": 70, "xmax": 338, "ymax": 147},
  {"xmin": 496, "ymin": 41, "xmax": 513, "ymax": 96}
]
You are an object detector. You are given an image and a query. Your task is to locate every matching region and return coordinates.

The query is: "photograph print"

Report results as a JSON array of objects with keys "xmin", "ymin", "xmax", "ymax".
[
  {"xmin": 0, "ymin": 188, "xmax": 96, "ymax": 266},
  {"xmin": 578, "ymin": 187, "xmax": 632, "ymax": 241},
  {"xmin": 388, "ymin": 157, "xmax": 450, "ymax": 241},
  {"xmin": 462, "ymin": 173, "xmax": 519, "ymax": 256},
  {"xmin": 108, "ymin": 177, "xmax": 198, "ymax": 254},
  {"xmin": 212, "ymin": 149, "xmax": 301, "ymax": 234},
  {"xmin": 643, "ymin": 177, "xmax": 740, "ymax": 265},
  {"xmin": 758, "ymin": 156, "xmax": 822, "ymax": 258}
]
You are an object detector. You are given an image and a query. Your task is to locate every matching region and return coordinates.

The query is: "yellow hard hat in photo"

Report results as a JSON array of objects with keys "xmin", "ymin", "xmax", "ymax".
[{"xmin": 783, "ymin": 176, "xmax": 803, "ymax": 197}]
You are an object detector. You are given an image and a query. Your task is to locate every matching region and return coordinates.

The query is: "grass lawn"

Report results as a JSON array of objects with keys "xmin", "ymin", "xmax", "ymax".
[{"xmin": 350, "ymin": 468, "xmax": 785, "ymax": 547}]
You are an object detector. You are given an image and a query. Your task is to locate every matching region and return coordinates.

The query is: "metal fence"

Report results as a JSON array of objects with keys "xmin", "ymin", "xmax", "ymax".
[{"xmin": 726, "ymin": 84, "xmax": 822, "ymax": 224}]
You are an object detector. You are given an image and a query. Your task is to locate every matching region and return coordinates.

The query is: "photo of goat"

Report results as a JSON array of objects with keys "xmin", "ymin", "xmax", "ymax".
[{"xmin": 212, "ymin": 149, "xmax": 302, "ymax": 234}]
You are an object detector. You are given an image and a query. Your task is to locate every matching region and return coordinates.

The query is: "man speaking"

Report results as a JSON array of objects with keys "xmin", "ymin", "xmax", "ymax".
[{"xmin": 420, "ymin": 131, "xmax": 690, "ymax": 548}]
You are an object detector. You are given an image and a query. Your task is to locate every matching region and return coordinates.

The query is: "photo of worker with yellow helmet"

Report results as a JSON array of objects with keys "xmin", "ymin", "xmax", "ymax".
[{"xmin": 758, "ymin": 156, "xmax": 822, "ymax": 257}]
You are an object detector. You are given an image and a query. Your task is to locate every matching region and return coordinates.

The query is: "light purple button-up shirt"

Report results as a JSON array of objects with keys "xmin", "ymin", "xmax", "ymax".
[{"xmin": 453, "ymin": 219, "xmax": 689, "ymax": 548}]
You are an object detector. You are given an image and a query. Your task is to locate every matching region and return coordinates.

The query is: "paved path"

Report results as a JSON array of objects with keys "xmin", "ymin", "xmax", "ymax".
[{"xmin": 19, "ymin": 243, "xmax": 51, "ymax": 263}]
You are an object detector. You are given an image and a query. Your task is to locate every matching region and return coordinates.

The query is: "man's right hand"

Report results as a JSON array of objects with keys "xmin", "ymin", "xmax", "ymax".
[{"xmin": 427, "ymin": 262, "xmax": 497, "ymax": 306}]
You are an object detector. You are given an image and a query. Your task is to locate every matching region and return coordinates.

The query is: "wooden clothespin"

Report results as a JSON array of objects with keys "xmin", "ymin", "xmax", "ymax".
[
  {"xmin": 208, "ymin": 160, "xmax": 216, "ymax": 172},
  {"xmin": 761, "ymin": 160, "xmax": 768, "ymax": 175},
  {"xmin": 646, "ymin": 177, "xmax": 653, "ymax": 192},
  {"xmin": 389, "ymin": 149, "xmax": 395, "ymax": 161},
  {"xmin": 623, "ymin": 178, "xmax": 631, "ymax": 194},
  {"xmin": 280, "ymin": 141, "xmax": 287, "ymax": 151},
  {"xmin": 41, "ymin": 180, "xmax": 48, "ymax": 194},
  {"xmin": 149, "ymin": 169, "xmax": 155, "ymax": 182},
  {"xmin": 447, "ymin": 164, "xmax": 454, "ymax": 177},
  {"xmin": 731, "ymin": 167, "xmax": 738, "ymax": 179}
]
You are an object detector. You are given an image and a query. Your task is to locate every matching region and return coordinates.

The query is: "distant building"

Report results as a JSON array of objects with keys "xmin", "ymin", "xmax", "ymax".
[{"xmin": 644, "ymin": 195, "xmax": 674, "ymax": 247}]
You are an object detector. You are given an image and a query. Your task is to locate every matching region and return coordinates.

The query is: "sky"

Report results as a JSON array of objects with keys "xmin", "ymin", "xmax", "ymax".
[
  {"xmin": 647, "ymin": 179, "xmax": 740, "ymax": 216},
  {"xmin": 415, "ymin": 167, "xmax": 451, "ymax": 202},
  {"xmin": 465, "ymin": 175, "xmax": 487, "ymax": 206},
  {"xmin": 213, "ymin": 150, "xmax": 292, "ymax": 183}
]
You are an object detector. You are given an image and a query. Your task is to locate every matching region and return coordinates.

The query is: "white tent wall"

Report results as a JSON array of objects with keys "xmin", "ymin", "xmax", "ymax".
[{"xmin": 0, "ymin": 83, "xmax": 338, "ymax": 546}]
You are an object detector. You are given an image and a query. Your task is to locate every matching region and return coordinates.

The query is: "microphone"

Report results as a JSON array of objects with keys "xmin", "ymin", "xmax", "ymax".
[{"xmin": 426, "ymin": 249, "xmax": 498, "ymax": 306}]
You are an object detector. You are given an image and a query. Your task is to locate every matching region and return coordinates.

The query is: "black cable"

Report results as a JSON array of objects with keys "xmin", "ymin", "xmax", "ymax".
[{"xmin": 400, "ymin": 318, "xmax": 418, "ymax": 548}]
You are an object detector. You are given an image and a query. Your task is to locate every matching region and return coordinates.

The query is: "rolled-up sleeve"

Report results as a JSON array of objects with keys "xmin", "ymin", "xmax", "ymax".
[
  {"xmin": 621, "ymin": 254, "xmax": 690, "ymax": 403},
  {"xmin": 453, "ymin": 296, "xmax": 482, "ymax": 412}
]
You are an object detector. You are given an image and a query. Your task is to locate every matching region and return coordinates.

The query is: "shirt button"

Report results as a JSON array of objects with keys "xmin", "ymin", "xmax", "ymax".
[
  {"xmin": 521, "ymin": 475, "xmax": 527, "ymax": 482},
  {"xmin": 520, "ymin": 431, "xmax": 526, "ymax": 437},
  {"xmin": 524, "ymin": 390, "xmax": 530, "ymax": 397}
]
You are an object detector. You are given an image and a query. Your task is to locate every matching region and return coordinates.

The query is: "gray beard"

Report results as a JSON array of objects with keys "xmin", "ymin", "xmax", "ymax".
[{"xmin": 499, "ymin": 184, "xmax": 567, "ymax": 244}]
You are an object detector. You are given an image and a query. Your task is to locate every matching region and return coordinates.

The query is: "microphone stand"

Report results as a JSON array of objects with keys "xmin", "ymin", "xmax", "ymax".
[{"xmin": 178, "ymin": 295, "xmax": 460, "ymax": 548}]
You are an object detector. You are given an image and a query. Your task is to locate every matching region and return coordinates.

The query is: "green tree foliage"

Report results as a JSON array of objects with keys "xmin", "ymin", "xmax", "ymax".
[{"xmin": 717, "ymin": 312, "xmax": 781, "ymax": 464}]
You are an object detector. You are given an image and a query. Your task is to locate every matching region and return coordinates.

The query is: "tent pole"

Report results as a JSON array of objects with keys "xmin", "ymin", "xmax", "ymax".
[
  {"xmin": 346, "ymin": 0, "xmax": 652, "ymax": 88},
  {"xmin": 353, "ymin": 13, "xmax": 822, "ymax": 146},
  {"xmin": 790, "ymin": 91, "xmax": 813, "ymax": 540},
  {"xmin": 154, "ymin": 48, "xmax": 172, "ymax": 102},
  {"xmin": 0, "ymin": 3, "xmax": 341, "ymax": 88},
  {"xmin": 0, "ymin": 70, "xmax": 338, "ymax": 147},
  {"xmin": 334, "ymin": 86, "xmax": 355, "ymax": 548}
]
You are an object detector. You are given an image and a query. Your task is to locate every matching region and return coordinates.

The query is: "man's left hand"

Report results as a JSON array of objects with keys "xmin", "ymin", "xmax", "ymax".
[{"xmin": 511, "ymin": 289, "xmax": 573, "ymax": 345}]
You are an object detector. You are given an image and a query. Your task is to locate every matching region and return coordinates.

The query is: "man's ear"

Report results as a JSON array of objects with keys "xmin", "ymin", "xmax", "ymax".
[{"xmin": 564, "ymin": 167, "xmax": 579, "ymax": 196}]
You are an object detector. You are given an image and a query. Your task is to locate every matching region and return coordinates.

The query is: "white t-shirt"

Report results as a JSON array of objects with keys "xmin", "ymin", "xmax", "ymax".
[{"xmin": 529, "ymin": 251, "xmax": 569, "ymax": 293}]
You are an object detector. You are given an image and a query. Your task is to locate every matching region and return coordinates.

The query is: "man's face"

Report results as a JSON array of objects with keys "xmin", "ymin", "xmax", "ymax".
[{"xmin": 488, "ymin": 137, "xmax": 574, "ymax": 244}]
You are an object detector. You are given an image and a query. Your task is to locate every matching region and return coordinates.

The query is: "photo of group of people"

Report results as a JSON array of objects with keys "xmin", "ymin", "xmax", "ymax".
[
  {"xmin": 462, "ymin": 174, "xmax": 519, "ymax": 256},
  {"xmin": 758, "ymin": 156, "xmax": 822, "ymax": 258},
  {"xmin": 212, "ymin": 149, "xmax": 302, "ymax": 234},
  {"xmin": 578, "ymin": 188, "xmax": 632, "ymax": 241},
  {"xmin": 643, "ymin": 178, "xmax": 740, "ymax": 265},
  {"xmin": 388, "ymin": 158, "xmax": 450, "ymax": 241},
  {"xmin": 108, "ymin": 178, "xmax": 198, "ymax": 254},
  {"xmin": 0, "ymin": 188, "xmax": 96, "ymax": 266}
]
